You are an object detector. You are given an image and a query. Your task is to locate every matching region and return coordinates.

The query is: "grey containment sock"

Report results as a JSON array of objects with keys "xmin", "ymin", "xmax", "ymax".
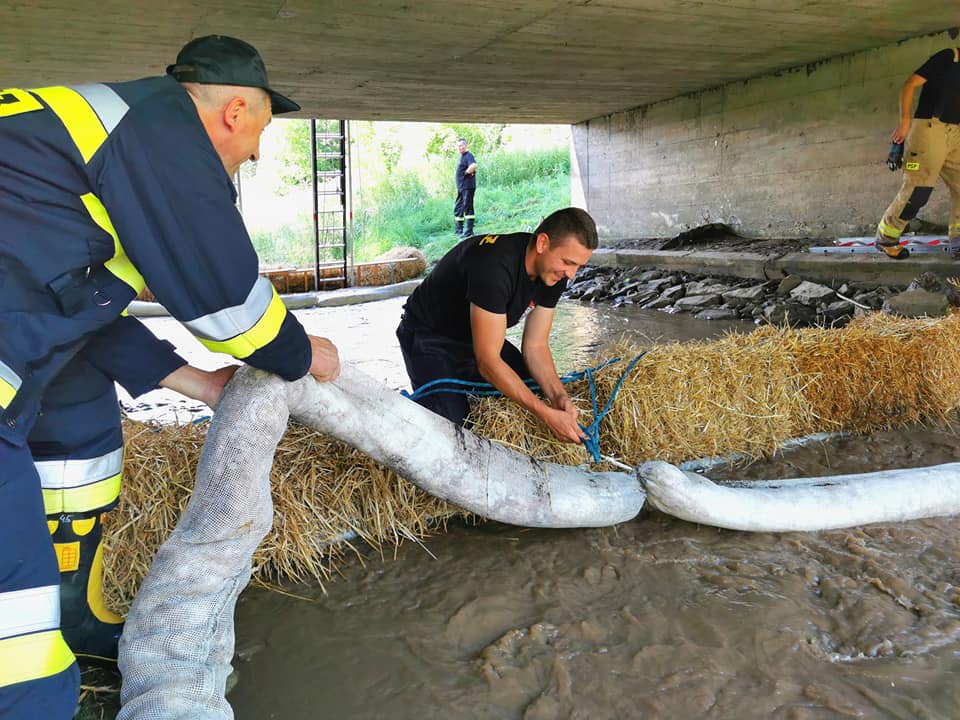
[{"xmin": 117, "ymin": 364, "xmax": 645, "ymax": 719}]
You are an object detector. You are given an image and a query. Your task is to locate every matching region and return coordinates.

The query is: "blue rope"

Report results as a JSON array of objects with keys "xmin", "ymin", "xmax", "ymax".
[
  {"xmin": 577, "ymin": 352, "xmax": 647, "ymax": 462},
  {"xmin": 403, "ymin": 352, "xmax": 648, "ymax": 463},
  {"xmin": 401, "ymin": 356, "xmax": 622, "ymax": 401}
]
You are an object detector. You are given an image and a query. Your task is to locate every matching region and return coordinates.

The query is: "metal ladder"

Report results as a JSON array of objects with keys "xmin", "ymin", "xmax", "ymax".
[{"xmin": 310, "ymin": 119, "xmax": 351, "ymax": 289}]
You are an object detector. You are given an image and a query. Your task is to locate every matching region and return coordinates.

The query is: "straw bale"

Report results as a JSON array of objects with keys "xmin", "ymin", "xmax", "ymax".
[
  {"xmin": 791, "ymin": 312, "xmax": 960, "ymax": 431},
  {"xmin": 104, "ymin": 421, "xmax": 460, "ymax": 614},
  {"xmin": 103, "ymin": 311, "xmax": 960, "ymax": 611}
]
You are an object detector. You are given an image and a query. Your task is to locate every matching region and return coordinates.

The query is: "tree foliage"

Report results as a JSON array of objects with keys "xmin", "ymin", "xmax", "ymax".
[
  {"xmin": 425, "ymin": 123, "xmax": 506, "ymax": 159},
  {"xmin": 275, "ymin": 120, "xmax": 345, "ymax": 194}
]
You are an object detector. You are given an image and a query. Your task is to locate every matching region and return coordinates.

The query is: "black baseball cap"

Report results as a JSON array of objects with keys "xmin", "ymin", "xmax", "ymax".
[{"xmin": 166, "ymin": 35, "xmax": 301, "ymax": 114}]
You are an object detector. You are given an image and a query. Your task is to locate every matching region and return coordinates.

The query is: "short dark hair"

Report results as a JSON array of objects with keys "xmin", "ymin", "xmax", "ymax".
[
  {"xmin": 533, "ymin": 207, "xmax": 599, "ymax": 250},
  {"xmin": 457, "ymin": 137, "xmax": 467, "ymax": 144}
]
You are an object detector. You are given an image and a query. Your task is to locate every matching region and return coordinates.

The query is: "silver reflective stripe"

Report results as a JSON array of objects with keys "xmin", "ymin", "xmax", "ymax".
[
  {"xmin": 0, "ymin": 359, "xmax": 21, "ymax": 392},
  {"xmin": 34, "ymin": 447, "xmax": 123, "ymax": 490},
  {"xmin": 0, "ymin": 585, "xmax": 60, "ymax": 638},
  {"xmin": 184, "ymin": 276, "xmax": 274, "ymax": 341},
  {"xmin": 72, "ymin": 83, "xmax": 129, "ymax": 133}
]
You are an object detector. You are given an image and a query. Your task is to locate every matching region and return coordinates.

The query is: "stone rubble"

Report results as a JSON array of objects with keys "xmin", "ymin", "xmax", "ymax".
[{"xmin": 564, "ymin": 266, "xmax": 960, "ymax": 328}]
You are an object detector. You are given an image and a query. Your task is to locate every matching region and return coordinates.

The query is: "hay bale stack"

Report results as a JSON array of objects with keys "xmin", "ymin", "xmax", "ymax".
[
  {"xmin": 790, "ymin": 312, "xmax": 960, "ymax": 430},
  {"xmin": 104, "ymin": 311, "xmax": 960, "ymax": 610},
  {"xmin": 353, "ymin": 246, "xmax": 427, "ymax": 286},
  {"xmin": 105, "ymin": 422, "xmax": 459, "ymax": 614}
]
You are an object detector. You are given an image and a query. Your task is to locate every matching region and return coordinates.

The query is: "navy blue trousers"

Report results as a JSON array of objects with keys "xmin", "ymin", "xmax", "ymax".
[{"xmin": 396, "ymin": 318, "xmax": 530, "ymax": 426}]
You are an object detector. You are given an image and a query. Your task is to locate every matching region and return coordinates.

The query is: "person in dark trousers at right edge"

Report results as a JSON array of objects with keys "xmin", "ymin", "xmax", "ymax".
[
  {"xmin": 454, "ymin": 137, "xmax": 478, "ymax": 237},
  {"xmin": 876, "ymin": 47, "xmax": 960, "ymax": 259},
  {"xmin": 397, "ymin": 207, "xmax": 597, "ymax": 445}
]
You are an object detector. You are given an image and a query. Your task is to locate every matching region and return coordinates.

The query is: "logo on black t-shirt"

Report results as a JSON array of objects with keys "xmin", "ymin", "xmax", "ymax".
[{"xmin": 478, "ymin": 235, "xmax": 499, "ymax": 246}]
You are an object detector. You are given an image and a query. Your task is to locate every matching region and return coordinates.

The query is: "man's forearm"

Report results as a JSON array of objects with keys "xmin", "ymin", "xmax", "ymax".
[
  {"xmin": 522, "ymin": 343, "xmax": 567, "ymax": 407},
  {"xmin": 476, "ymin": 354, "xmax": 551, "ymax": 420}
]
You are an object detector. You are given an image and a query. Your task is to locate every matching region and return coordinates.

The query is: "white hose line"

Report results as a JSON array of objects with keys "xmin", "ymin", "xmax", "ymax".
[
  {"xmin": 639, "ymin": 460, "xmax": 960, "ymax": 532},
  {"xmin": 285, "ymin": 364, "xmax": 645, "ymax": 528}
]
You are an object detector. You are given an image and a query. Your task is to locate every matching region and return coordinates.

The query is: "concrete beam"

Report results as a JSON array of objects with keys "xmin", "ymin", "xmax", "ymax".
[{"xmin": 0, "ymin": 1, "xmax": 956, "ymax": 123}]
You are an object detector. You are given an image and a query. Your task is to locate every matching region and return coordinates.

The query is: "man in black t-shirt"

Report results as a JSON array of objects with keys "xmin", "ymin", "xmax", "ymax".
[
  {"xmin": 876, "ymin": 48, "xmax": 960, "ymax": 259},
  {"xmin": 397, "ymin": 207, "xmax": 598, "ymax": 444},
  {"xmin": 454, "ymin": 138, "xmax": 478, "ymax": 237}
]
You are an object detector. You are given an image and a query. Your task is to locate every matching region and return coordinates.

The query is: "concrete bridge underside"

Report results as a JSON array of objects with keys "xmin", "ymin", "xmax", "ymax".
[
  {"xmin": 4, "ymin": 2, "xmax": 960, "ymax": 240},
  {"xmin": 1, "ymin": 1, "xmax": 956, "ymax": 123}
]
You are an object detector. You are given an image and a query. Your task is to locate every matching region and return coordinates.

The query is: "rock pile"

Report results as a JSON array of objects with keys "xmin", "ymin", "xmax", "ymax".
[{"xmin": 563, "ymin": 266, "xmax": 959, "ymax": 328}]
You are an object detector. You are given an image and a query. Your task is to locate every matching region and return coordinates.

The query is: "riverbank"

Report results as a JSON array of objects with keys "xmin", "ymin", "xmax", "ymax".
[{"xmin": 573, "ymin": 234, "xmax": 960, "ymax": 328}]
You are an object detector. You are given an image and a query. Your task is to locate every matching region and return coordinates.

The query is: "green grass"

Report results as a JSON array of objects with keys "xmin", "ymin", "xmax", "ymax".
[
  {"xmin": 247, "ymin": 146, "xmax": 571, "ymax": 267},
  {"xmin": 354, "ymin": 146, "xmax": 570, "ymax": 263}
]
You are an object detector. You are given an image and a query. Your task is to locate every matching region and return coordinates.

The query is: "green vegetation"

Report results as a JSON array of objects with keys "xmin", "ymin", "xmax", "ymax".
[
  {"xmin": 245, "ymin": 121, "xmax": 571, "ymax": 267},
  {"xmin": 354, "ymin": 146, "xmax": 571, "ymax": 263}
]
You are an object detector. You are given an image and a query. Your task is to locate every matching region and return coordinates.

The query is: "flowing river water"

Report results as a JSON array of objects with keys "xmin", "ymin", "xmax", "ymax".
[{"xmin": 124, "ymin": 298, "xmax": 960, "ymax": 719}]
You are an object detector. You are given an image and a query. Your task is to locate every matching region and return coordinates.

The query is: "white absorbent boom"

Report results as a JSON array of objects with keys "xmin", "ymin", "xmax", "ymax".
[
  {"xmin": 639, "ymin": 460, "xmax": 960, "ymax": 532},
  {"xmin": 117, "ymin": 365, "xmax": 645, "ymax": 720}
]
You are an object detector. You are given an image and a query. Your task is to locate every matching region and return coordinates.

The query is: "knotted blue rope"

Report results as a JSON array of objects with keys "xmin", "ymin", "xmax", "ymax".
[
  {"xmin": 575, "ymin": 351, "xmax": 647, "ymax": 462},
  {"xmin": 402, "ymin": 352, "xmax": 648, "ymax": 463},
  {"xmin": 401, "ymin": 357, "xmax": 622, "ymax": 401}
]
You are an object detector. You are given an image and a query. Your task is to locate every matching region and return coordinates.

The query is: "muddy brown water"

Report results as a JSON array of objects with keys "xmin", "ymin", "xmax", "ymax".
[{"xmin": 134, "ymin": 299, "xmax": 960, "ymax": 719}]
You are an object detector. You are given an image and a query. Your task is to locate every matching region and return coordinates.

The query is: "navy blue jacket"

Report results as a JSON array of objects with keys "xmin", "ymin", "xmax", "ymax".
[{"xmin": 0, "ymin": 77, "xmax": 311, "ymax": 444}]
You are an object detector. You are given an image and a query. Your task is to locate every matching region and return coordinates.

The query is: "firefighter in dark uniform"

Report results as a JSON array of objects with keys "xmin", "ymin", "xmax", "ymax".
[
  {"xmin": 454, "ymin": 137, "xmax": 478, "ymax": 237},
  {"xmin": 396, "ymin": 207, "xmax": 597, "ymax": 443},
  {"xmin": 876, "ymin": 47, "xmax": 960, "ymax": 259},
  {"xmin": 0, "ymin": 35, "xmax": 339, "ymax": 719}
]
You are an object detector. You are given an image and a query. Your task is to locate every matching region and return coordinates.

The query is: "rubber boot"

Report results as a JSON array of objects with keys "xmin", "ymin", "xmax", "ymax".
[
  {"xmin": 875, "ymin": 235, "xmax": 909, "ymax": 260},
  {"xmin": 454, "ymin": 220, "xmax": 464, "ymax": 237},
  {"xmin": 464, "ymin": 219, "xmax": 474, "ymax": 238},
  {"xmin": 49, "ymin": 510, "xmax": 124, "ymax": 664}
]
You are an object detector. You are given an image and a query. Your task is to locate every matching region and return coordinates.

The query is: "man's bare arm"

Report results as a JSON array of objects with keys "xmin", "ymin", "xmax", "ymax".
[
  {"xmin": 471, "ymin": 304, "xmax": 583, "ymax": 443},
  {"xmin": 158, "ymin": 364, "xmax": 239, "ymax": 408}
]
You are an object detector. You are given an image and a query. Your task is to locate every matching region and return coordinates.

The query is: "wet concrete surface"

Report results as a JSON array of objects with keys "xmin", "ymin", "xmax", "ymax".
[{"xmin": 113, "ymin": 297, "xmax": 960, "ymax": 719}]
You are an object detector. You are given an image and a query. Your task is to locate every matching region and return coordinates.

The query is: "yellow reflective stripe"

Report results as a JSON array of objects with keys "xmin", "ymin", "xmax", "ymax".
[
  {"xmin": 197, "ymin": 287, "xmax": 288, "ymax": 359},
  {"xmin": 0, "ymin": 88, "xmax": 43, "ymax": 117},
  {"xmin": 79, "ymin": 193, "xmax": 145, "ymax": 294},
  {"xmin": 31, "ymin": 86, "xmax": 107, "ymax": 163},
  {"xmin": 41, "ymin": 473, "xmax": 121, "ymax": 515},
  {"xmin": 953, "ymin": 48, "xmax": 959, "ymax": 63},
  {"xmin": 89, "ymin": 540, "xmax": 123, "ymax": 625},
  {"xmin": 0, "ymin": 377, "xmax": 14, "ymax": 409},
  {"xmin": 0, "ymin": 631, "xmax": 74, "ymax": 688},
  {"xmin": 35, "ymin": 447, "xmax": 122, "ymax": 490},
  {"xmin": 0, "ymin": 359, "xmax": 20, "ymax": 410},
  {"xmin": 878, "ymin": 221, "xmax": 903, "ymax": 239}
]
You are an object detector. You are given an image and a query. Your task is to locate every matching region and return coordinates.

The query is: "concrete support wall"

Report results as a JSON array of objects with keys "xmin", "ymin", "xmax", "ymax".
[{"xmin": 573, "ymin": 30, "xmax": 958, "ymax": 242}]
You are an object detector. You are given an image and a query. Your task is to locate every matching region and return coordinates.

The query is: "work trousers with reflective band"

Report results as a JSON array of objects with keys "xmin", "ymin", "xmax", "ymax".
[
  {"xmin": 454, "ymin": 187, "xmax": 475, "ymax": 222},
  {"xmin": 878, "ymin": 118, "xmax": 960, "ymax": 242},
  {"xmin": 0, "ymin": 439, "xmax": 79, "ymax": 720},
  {"xmin": 31, "ymin": 367, "xmax": 125, "ymax": 662}
]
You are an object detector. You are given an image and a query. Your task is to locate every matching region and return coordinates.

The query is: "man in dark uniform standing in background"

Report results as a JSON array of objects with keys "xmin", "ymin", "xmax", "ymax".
[
  {"xmin": 397, "ymin": 207, "xmax": 597, "ymax": 444},
  {"xmin": 454, "ymin": 137, "xmax": 478, "ymax": 237},
  {"xmin": 876, "ymin": 47, "xmax": 960, "ymax": 259}
]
